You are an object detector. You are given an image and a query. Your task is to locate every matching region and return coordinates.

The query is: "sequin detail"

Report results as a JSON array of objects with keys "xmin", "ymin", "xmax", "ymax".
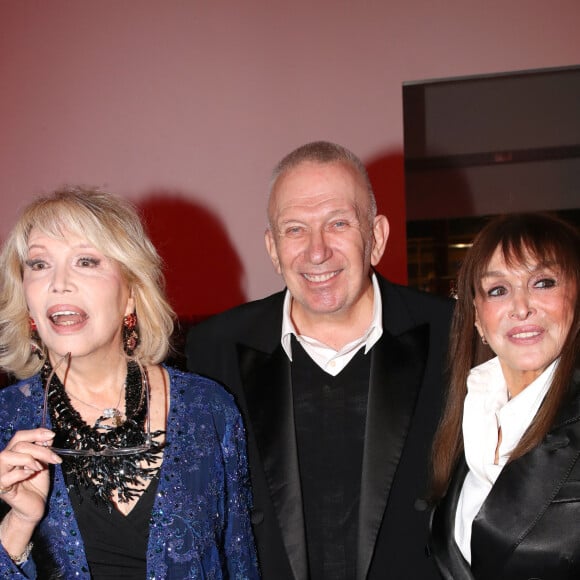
[{"xmin": 0, "ymin": 367, "xmax": 259, "ymax": 578}]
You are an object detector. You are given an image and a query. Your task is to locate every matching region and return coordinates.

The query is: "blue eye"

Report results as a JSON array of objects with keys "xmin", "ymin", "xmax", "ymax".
[{"xmin": 284, "ymin": 226, "xmax": 304, "ymax": 236}]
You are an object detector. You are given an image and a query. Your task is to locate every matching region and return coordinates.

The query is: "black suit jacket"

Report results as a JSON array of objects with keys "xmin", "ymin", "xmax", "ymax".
[
  {"xmin": 429, "ymin": 368, "xmax": 580, "ymax": 580},
  {"xmin": 186, "ymin": 274, "xmax": 453, "ymax": 579}
]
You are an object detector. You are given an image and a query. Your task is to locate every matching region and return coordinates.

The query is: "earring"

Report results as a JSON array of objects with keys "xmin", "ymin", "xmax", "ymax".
[
  {"xmin": 29, "ymin": 317, "xmax": 44, "ymax": 359},
  {"xmin": 122, "ymin": 313, "xmax": 140, "ymax": 356},
  {"xmin": 480, "ymin": 335, "xmax": 488, "ymax": 345}
]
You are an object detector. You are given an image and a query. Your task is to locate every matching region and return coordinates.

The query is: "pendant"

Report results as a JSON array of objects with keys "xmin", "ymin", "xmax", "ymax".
[{"xmin": 95, "ymin": 408, "xmax": 123, "ymax": 429}]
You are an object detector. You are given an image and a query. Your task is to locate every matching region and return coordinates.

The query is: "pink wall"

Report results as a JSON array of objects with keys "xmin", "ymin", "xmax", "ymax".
[{"xmin": 1, "ymin": 1, "xmax": 579, "ymax": 317}]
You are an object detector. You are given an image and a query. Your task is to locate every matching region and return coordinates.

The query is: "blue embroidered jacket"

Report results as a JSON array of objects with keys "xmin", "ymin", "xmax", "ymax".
[{"xmin": 0, "ymin": 366, "xmax": 260, "ymax": 579}]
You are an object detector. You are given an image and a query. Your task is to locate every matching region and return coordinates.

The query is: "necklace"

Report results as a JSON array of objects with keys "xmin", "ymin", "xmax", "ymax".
[
  {"xmin": 66, "ymin": 382, "xmax": 125, "ymax": 428},
  {"xmin": 42, "ymin": 359, "xmax": 165, "ymax": 507}
]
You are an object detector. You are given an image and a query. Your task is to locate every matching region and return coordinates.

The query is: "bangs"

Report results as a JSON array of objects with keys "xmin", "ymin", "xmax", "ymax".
[
  {"xmin": 15, "ymin": 196, "xmax": 127, "ymax": 264},
  {"xmin": 468, "ymin": 213, "xmax": 580, "ymax": 298},
  {"xmin": 497, "ymin": 228, "xmax": 576, "ymax": 282}
]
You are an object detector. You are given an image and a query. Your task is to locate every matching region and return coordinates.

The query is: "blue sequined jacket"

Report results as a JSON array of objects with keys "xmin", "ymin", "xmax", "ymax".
[{"xmin": 0, "ymin": 366, "xmax": 260, "ymax": 579}]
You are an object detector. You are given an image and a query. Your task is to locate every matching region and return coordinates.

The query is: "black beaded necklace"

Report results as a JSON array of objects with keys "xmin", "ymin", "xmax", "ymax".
[{"xmin": 42, "ymin": 359, "xmax": 165, "ymax": 506}]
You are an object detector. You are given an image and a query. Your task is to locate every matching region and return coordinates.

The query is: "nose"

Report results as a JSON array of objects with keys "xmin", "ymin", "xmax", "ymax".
[
  {"xmin": 509, "ymin": 287, "xmax": 535, "ymax": 320},
  {"xmin": 49, "ymin": 264, "xmax": 73, "ymax": 294},
  {"xmin": 306, "ymin": 229, "xmax": 332, "ymax": 264}
]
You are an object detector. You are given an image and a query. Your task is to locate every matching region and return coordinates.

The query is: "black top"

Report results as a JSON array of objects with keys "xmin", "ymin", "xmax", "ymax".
[
  {"xmin": 292, "ymin": 338, "xmax": 370, "ymax": 580},
  {"xmin": 66, "ymin": 474, "xmax": 159, "ymax": 579}
]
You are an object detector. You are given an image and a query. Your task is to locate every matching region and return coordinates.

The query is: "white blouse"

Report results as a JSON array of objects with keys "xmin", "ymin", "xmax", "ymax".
[{"xmin": 454, "ymin": 356, "xmax": 556, "ymax": 563}]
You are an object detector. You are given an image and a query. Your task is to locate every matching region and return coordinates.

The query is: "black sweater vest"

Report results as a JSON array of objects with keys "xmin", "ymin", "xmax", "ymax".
[{"xmin": 291, "ymin": 337, "xmax": 371, "ymax": 580}]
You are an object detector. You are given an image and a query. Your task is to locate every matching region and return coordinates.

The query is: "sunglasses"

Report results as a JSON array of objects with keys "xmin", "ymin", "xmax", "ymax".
[{"xmin": 41, "ymin": 353, "xmax": 153, "ymax": 457}]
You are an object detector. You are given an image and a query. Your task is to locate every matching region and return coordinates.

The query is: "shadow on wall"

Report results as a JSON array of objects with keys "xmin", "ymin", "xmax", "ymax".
[
  {"xmin": 365, "ymin": 150, "xmax": 408, "ymax": 286},
  {"xmin": 138, "ymin": 191, "xmax": 246, "ymax": 320},
  {"xmin": 138, "ymin": 192, "xmax": 246, "ymax": 368}
]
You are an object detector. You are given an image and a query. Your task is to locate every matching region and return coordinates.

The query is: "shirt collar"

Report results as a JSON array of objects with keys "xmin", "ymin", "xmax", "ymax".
[
  {"xmin": 464, "ymin": 356, "xmax": 557, "ymax": 462},
  {"xmin": 467, "ymin": 356, "xmax": 556, "ymax": 406},
  {"xmin": 280, "ymin": 272, "xmax": 383, "ymax": 360}
]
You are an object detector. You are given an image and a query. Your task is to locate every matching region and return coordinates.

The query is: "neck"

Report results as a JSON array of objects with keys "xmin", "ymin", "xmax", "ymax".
[
  {"xmin": 291, "ymin": 285, "xmax": 375, "ymax": 350},
  {"xmin": 50, "ymin": 351, "xmax": 128, "ymax": 400}
]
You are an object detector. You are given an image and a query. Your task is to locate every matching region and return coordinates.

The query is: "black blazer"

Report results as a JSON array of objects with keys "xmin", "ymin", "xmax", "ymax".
[
  {"xmin": 429, "ymin": 368, "xmax": 580, "ymax": 580},
  {"xmin": 186, "ymin": 274, "xmax": 453, "ymax": 580}
]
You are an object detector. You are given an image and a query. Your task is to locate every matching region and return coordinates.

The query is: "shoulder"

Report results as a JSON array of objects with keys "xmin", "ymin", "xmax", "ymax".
[
  {"xmin": 165, "ymin": 365, "xmax": 240, "ymax": 414},
  {"xmin": 0, "ymin": 376, "xmax": 43, "ymax": 439},
  {"xmin": 0, "ymin": 375, "xmax": 43, "ymax": 405},
  {"xmin": 377, "ymin": 274, "xmax": 455, "ymax": 322},
  {"xmin": 191, "ymin": 291, "xmax": 284, "ymax": 334},
  {"xmin": 186, "ymin": 291, "xmax": 285, "ymax": 355}
]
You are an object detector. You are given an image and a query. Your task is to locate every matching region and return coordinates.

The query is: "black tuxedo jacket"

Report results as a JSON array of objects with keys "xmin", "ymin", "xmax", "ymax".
[
  {"xmin": 429, "ymin": 368, "xmax": 580, "ymax": 580},
  {"xmin": 186, "ymin": 274, "xmax": 453, "ymax": 579}
]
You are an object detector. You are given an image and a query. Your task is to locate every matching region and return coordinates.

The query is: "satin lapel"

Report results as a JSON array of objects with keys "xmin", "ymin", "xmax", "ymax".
[
  {"xmin": 357, "ymin": 323, "xmax": 430, "ymax": 580},
  {"xmin": 238, "ymin": 344, "xmax": 308, "ymax": 580},
  {"xmin": 472, "ymin": 407, "xmax": 580, "ymax": 580},
  {"xmin": 429, "ymin": 459, "xmax": 475, "ymax": 580}
]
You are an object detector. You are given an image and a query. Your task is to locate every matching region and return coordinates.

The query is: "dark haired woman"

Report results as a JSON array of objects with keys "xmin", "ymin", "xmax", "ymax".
[{"xmin": 429, "ymin": 212, "xmax": 580, "ymax": 579}]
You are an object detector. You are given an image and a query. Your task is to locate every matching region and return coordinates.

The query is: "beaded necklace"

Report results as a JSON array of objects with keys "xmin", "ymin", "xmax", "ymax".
[{"xmin": 42, "ymin": 359, "xmax": 165, "ymax": 506}]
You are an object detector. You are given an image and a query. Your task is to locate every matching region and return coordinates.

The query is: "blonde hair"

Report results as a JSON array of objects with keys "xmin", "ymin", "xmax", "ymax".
[{"xmin": 0, "ymin": 187, "xmax": 175, "ymax": 378}]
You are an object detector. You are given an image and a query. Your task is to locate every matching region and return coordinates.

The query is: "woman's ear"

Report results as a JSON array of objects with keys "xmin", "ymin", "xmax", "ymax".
[
  {"xmin": 474, "ymin": 303, "xmax": 483, "ymax": 338},
  {"xmin": 124, "ymin": 288, "xmax": 136, "ymax": 317}
]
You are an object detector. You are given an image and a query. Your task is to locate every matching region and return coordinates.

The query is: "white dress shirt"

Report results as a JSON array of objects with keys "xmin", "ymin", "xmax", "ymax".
[
  {"xmin": 454, "ymin": 356, "xmax": 557, "ymax": 563},
  {"xmin": 280, "ymin": 273, "xmax": 383, "ymax": 376}
]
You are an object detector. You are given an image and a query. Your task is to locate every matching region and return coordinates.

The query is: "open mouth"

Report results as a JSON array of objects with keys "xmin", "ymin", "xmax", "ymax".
[
  {"xmin": 303, "ymin": 271, "xmax": 339, "ymax": 283},
  {"xmin": 49, "ymin": 311, "xmax": 88, "ymax": 326}
]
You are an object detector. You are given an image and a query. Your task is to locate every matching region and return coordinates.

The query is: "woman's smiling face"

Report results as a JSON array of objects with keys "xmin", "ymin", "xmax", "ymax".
[
  {"xmin": 23, "ymin": 228, "xmax": 134, "ymax": 361},
  {"xmin": 474, "ymin": 245, "xmax": 576, "ymax": 396}
]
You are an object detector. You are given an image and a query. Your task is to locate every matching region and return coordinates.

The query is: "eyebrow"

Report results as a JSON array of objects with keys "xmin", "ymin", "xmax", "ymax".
[
  {"xmin": 27, "ymin": 242, "xmax": 95, "ymax": 251},
  {"xmin": 481, "ymin": 262, "xmax": 558, "ymax": 279},
  {"xmin": 480, "ymin": 270, "xmax": 505, "ymax": 279},
  {"xmin": 278, "ymin": 207, "xmax": 357, "ymax": 223}
]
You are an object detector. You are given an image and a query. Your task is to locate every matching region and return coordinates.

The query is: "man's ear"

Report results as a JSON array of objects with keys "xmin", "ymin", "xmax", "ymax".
[
  {"xmin": 265, "ymin": 228, "xmax": 282, "ymax": 274},
  {"xmin": 370, "ymin": 214, "xmax": 389, "ymax": 266}
]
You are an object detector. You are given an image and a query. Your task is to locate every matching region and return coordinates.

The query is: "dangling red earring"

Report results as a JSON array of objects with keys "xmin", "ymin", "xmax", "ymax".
[
  {"xmin": 29, "ymin": 317, "xmax": 43, "ymax": 359},
  {"xmin": 122, "ymin": 313, "xmax": 140, "ymax": 356}
]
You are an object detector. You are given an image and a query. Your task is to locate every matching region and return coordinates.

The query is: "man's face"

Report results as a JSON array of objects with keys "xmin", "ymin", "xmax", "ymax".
[{"xmin": 265, "ymin": 161, "xmax": 388, "ymax": 324}]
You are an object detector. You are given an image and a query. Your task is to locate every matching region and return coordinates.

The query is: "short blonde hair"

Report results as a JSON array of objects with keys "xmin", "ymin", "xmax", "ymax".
[
  {"xmin": 0, "ymin": 187, "xmax": 175, "ymax": 378},
  {"xmin": 268, "ymin": 140, "xmax": 377, "ymax": 227}
]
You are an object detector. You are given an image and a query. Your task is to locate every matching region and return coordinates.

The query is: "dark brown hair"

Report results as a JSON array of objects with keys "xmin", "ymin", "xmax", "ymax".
[{"xmin": 430, "ymin": 212, "xmax": 580, "ymax": 500}]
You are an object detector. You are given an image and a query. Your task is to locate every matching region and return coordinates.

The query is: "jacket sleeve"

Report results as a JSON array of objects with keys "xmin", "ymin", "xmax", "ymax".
[
  {"xmin": 0, "ymin": 386, "xmax": 38, "ymax": 579},
  {"xmin": 0, "ymin": 552, "xmax": 36, "ymax": 579},
  {"xmin": 221, "ymin": 405, "xmax": 261, "ymax": 578}
]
